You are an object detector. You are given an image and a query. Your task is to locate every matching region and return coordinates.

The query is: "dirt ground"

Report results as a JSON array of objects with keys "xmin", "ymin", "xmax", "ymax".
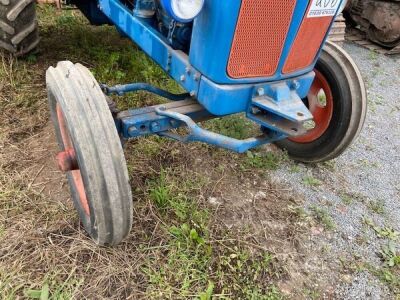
[{"xmin": 0, "ymin": 7, "xmax": 399, "ymax": 300}]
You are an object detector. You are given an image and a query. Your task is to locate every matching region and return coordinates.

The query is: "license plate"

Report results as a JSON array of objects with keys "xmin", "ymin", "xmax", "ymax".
[{"xmin": 307, "ymin": 0, "xmax": 341, "ymax": 18}]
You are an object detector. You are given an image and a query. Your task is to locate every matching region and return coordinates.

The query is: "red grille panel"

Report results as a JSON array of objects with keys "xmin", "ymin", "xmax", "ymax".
[
  {"xmin": 283, "ymin": 4, "xmax": 334, "ymax": 74},
  {"xmin": 228, "ymin": 0, "xmax": 296, "ymax": 79}
]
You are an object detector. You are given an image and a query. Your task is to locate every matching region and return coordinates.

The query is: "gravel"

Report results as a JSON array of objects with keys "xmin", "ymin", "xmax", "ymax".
[{"xmin": 272, "ymin": 43, "xmax": 400, "ymax": 299}]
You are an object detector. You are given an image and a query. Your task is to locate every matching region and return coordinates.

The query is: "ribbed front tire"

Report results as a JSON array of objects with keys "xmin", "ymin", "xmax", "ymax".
[
  {"xmin": 0, "ymin": 0, "xmax": 39, "ymax": 56},
  {"xmin": 47, "ymin": 61, "xmax": 133, "ymax": 246}
]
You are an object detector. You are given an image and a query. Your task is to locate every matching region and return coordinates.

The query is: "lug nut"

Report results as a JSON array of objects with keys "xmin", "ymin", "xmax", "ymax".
[{"xmin": 150, "ymin": 122, "xmax": 161, "ymax": 132}]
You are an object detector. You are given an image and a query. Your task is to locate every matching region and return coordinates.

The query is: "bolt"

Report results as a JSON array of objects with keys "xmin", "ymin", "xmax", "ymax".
[
  {"xmin": 128, "ymin": 126, "xmax": 138, "ymax": 136},
  {"xmin": 185, "ymin": 67, "xmax": 191, "ymax": 74},
  {"xmin": 194, "ymin": 73, "xmax": 200, "ymax": 81},
  {"xmin": 170, "ymin": 120, "xmax": 179, "ymax": 127},
  {"xmin": 257, "ymin": 87, "xmax": 265, "ymax": 96},
  {"xmin": 190, "ymin": 91, "xmax": 196, "ymax": 97},
  {"xmin": 56, "ymin": 148, "xmax": 78, "ymax": 172},
  {"xmin": 292, "ymin": 80, "xmax": 300, "ymax": 90},
  {"xmin": 180, "ymin": 75, "xmax": 186, "ymax": 82},
  {"xmin": 151, "ymin": 122, "xmax": 161, "ymax": 132}
]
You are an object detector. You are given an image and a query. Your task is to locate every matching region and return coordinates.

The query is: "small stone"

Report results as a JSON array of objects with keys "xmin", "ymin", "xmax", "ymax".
[
  {"xmin": 311, "ymin": 226, "xmax": 324, "ymax": 235},
  {"xmin": 208, "ymin": 197, "xmax": 222, "ymax": 206},
  {"xmin": 342, "ymin": 274, "xmax": 353, "ymax": 284},
  {"xmin": 254, "ymin": 191, "xmax": 267, "ymax": 200}
]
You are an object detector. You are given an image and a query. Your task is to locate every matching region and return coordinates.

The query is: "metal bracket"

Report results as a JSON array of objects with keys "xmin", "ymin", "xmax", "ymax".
[
  {"xmin": 101, "ymin": 82, "xmax": 190, "ymax": 101},
  {"xmin": 154, "ymin": 107, "xmax": 285, "ymax": 153},
  {"xmin": 251, "ymin": 82, "xmax": 313, "ymax": 122},
  {"xmin": 247, "ymin": 82, "xmax": 313, "ymax": 136},
  {"xmin": 117, "ymin": 99, "xmax": 213, "ymax": 138}
]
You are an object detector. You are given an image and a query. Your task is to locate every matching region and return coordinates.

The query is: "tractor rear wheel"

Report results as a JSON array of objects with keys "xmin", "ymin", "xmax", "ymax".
[
  {"xmin": 275, "ymin": 41, "xmax": 367, "ymax": 163},
  {"xmin": 0, "ymin": 0, "xmax": 39, "ymax": 56},
  {"xmin": 46, "ymin": 61, "xmax": 133, "ymax": 246}
]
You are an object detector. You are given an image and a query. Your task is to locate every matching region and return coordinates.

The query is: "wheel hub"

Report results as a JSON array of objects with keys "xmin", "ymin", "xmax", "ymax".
[
  {"xmin": 56, "ymin": 104, "xmax": 90, "ymax": 216},
  {"xmin": 290, "ymin": 69, "xmax": 334, "ymax": 143},
  {"xmin": 56, "ymin": 148, "xmax": 78, "ymax": 172}
]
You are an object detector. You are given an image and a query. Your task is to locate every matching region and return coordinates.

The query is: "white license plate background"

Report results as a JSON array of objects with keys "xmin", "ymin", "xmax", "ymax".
[{"xmin": 307, "ymin": 0, "xmax": 341, "ymax": 18}]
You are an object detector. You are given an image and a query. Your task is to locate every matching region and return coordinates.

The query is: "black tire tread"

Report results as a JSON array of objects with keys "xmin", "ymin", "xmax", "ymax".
[
  {"xmin": 46, "ymin": 61, "xmax": 133, "ymax": 246},
  {"xmin": 0, "ymin": 0, "xmax": 39, "ymax": 56},
  {"xmin": 276, "ymin": 41, "xmax": 367, "ymax": 163}
]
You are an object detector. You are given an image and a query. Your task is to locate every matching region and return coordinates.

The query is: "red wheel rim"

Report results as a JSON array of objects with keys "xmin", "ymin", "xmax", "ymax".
[
  {"xmin": 56, "ymin": 105, "xmax": 90, "ymax": 216},
  {"xmin": 290, "ymin": 69, "xmax": 334, "ymax": 143}
]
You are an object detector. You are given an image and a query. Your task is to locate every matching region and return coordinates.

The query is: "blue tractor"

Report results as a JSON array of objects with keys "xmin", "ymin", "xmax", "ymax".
[{"xmin": 1, "ymin": 0, "xmax": 367, "ymax": 245}]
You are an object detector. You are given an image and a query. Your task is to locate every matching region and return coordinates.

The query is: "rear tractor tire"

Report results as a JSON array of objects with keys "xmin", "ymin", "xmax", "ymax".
[
  {"xmin": 276, "ymin": 41, "xmax": 367, "ymax": 163},
  {"xmin": 0, "ymin": 0, "xmax": 39, "ymax": 56}
]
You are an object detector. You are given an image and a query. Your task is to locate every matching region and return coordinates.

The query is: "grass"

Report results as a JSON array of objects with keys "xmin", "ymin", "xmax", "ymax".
[
  {"xmin": 367, "ymin": 199, "xmax": 386, "ymax": 215},
  {"xmin": 141, "ymin": 169, "xmax": 287, "ymax": 298},
  {"xmin": 340, "ymin": 192, "xmax": 354, "ymax": 205},
  {"xmin": 310, "ymin": 205, "xmax": 336, "ymax": 231},
  {"xmin": 242, "ymin": 150, "xmax": 286, "ymax": 170},
  {"xmin": 363, "ymin": 218, "xmax": 399, "ymax": 241},
  {"xmin": 206, "ymin": 114, "xmax": 257, "ymax": 140},
  {"xmin": 361, "ymin": 218, "xmax": 400, "ymax": 293},
  {"xmin": 302, "ymin": 175, "xmax": 323, "ymax": 187},
  {"xmin": 380, "ymin": 242, "xmax": 400, "ymax": 268},
  {"xmin": 358, "ymin": 262, "xmax": 400, "ymax": 295}
]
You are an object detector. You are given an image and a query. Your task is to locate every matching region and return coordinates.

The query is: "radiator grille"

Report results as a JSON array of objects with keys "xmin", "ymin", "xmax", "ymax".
[
  {"xmin": 227, "ymin": 0, "xmax": 296, "ymax": 79},
  {"xmin": 282, "ymin": 4, "xmax": 334, "ymax": 74}
]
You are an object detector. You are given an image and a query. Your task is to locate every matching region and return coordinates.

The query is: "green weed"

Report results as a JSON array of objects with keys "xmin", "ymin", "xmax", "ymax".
[
  {"xmin": 380, "ymin": 242, "xmax": 400, "ymax": 268},
  {"xmin": 243, "ymin": 151, "xmax": 284, "ymax": 170},
  {"xmin": 367, "ymin": 200, "xmax": 385, "ymax": 215},
  {"xmin": 303, "ymin": 175, "xmax": 323, "ymax": 187},
  {"xmin": 310, "ymin": 206, "xmax": 335, "ymax": 230},
  {"xmin": 143, "ymin": 170, "xmax": 285, "ymax": 298},
  {"xmin": 206, "ymin": 114, "xmax": 256, "ymax": 140},
  {"xmin": 340, "ymin": 192, "xmax": 354, "ymax": 205},
  {"xmin": 363, "ymin": 218, "xmax": 399, "ymax": 240}
]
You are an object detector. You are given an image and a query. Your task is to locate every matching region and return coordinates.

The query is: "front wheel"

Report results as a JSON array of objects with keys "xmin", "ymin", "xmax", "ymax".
[
  {"xmin": 46, "ymin": 61, "xmax": 133, "ymax": 246},
  {"xmin": 276, "ymin": 41, "xmax": 367, "ymax": 163}
]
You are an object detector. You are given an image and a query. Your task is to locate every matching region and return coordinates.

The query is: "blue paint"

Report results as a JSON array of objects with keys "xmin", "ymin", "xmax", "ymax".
[
  {"xmin": 99, "ymin": 0, "xmax": 201, "ymax": 94},
  {"xmin": 190, "ymin": 0, "xmax": 343, "ymax": 84},
  {"xmin": 95, "ymin": 0, "xmax": 345, "ymax": 153},
  {"xmin": 155, "ymin": 107, "xmax": 285, "ymax": 153},
  {"xmin": 98, "ymin": 0, "xmax": 317, "ymax": 116},
  {"xmin": 196, "ymin": 71, "xmax": 315, "ymax": 116},
  {"xmin": 119, "ymin": 101, "xmax": 212, "ymax": 139},
  {"xmin": 73, "ymin": 0, "xmax": 111, "ymax": 25},
  {"xmin": 101, "ymin": 82, "xmax": 190, "ymax": 100}
]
